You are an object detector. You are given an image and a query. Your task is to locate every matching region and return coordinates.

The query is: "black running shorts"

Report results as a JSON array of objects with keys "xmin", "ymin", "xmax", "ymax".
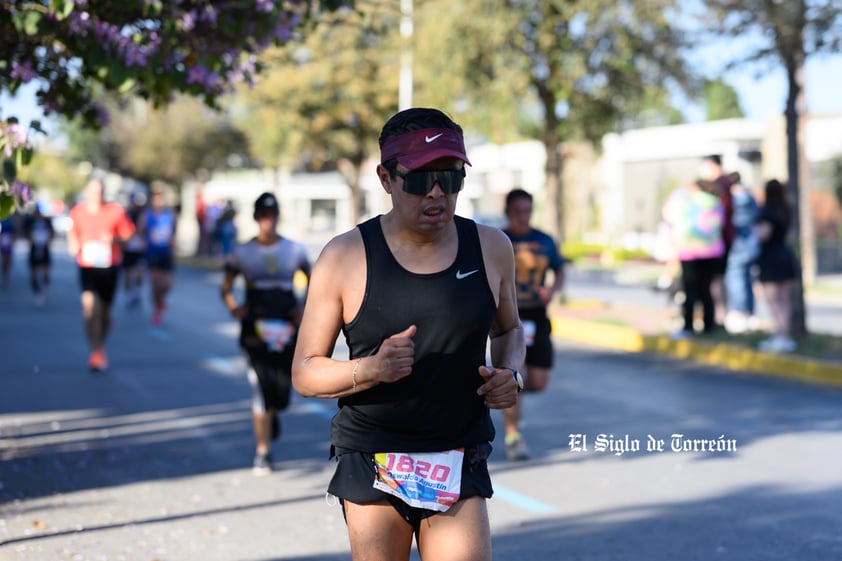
[
  {"xmin": 79, "ymin": 267, "xmax": 120, "ymax": 305},
  {"xmin": 122, "ymin": 250, "xmax": 144, "ymax": 269},
  {"xmin": 520, "ymin": 306, "xmax": 554, "ymax": 368},
  {"xmin": 240, "ymin": 321, "xmax": 295, "ymax": 412},
  {"xmin": 327, "ymin": 443, "xmax": 493, "ymax": 531},
  {"xmin": 146, "ymin": 253, "xmax": 174, "ymax": 271},
  {"xmin": 29, "ymin": 247, "xmax": 51, "ymax": 266}
]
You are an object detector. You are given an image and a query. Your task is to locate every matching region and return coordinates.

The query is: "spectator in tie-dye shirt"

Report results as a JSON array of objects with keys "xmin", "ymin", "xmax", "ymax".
[{"xmin": 663, "ymin": 179, "xmax": 725, "ymax": 337}]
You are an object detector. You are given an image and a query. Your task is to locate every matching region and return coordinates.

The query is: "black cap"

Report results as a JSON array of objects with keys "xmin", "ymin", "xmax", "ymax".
[{"xmin": 254, "ymin": 192, "xmax": 279, "ymax": 214}]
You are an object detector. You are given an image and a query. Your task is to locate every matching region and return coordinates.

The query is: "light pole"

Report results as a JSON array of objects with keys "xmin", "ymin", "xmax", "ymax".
[{"xmin": 399, "ymin": 0, "xmax": 413, "ymax": 111}]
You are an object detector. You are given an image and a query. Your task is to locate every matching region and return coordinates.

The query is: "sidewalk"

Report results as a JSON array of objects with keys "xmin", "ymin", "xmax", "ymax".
[{"xmin": 549, "ymin": 268, "xmax": 842, "ymax": 390}]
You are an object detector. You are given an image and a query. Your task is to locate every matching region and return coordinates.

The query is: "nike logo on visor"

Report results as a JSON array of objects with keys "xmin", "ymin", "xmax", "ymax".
[
  {"xmin": 425, "ymin": 133, "xmax": 444, "ymax": 143},
  {"xmin": 456, "ymin": 269, "xmax": 478, "ymax": 280}
]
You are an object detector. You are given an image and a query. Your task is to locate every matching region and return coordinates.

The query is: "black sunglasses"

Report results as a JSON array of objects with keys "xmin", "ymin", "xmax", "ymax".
[{"xmin": 396, "ymin": 168, "xmax": 466, "ymax": 196}]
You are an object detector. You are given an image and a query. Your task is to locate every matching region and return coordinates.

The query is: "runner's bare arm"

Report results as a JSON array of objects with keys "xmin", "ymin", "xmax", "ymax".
[
  {"xmin": 292, "ymin": 233, "xmax": 360, "ymax": 398},
  {"xmin": 292, "ymin": 232, "xmax": 416, "ymax": 399},
  {"xmin": 220, "ymin": 268, "xmax": 245, "ymax": 319},
  {"xmin": 476, "ymin": 225, "xmax": 524, "ymax": 406},
  {"xmin": 66, "ymin": 220, "xmax": 79, "ymax": 257}
]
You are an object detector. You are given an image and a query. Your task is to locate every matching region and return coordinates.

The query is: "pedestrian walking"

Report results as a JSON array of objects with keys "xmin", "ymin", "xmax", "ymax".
[
  {"xmin": 220, "ymin": 192, "xmax": 311, "ymax": 475},
  {"xmin": 67, "ymin": 178, "xmax": 136, "ymax": 371},
  {"xmin": 501, "ymin": 187, "xmax": 565, "ymax": 461},
  {"xmin": 292, "ymin": 107, "xmax": 525, "ymax": 561}
]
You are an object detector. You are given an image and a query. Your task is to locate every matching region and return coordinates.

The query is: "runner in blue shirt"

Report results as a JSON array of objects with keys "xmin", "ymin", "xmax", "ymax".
[
  {"xmin": 502, "ymin": 188, "xmax": 565, "ymax": 460},
  {"xmin": 138, "ymin": 189, "xmax": 177, "ymax": 325}
]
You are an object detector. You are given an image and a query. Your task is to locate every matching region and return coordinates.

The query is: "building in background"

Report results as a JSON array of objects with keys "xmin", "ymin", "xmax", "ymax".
[{"xmin": 175, "ymin": 114, "xmax": 842, "ymax": 272}]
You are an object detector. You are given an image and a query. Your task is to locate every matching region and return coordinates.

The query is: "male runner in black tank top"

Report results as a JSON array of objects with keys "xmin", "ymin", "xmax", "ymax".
[{"xmin": 292, "ymin": 108, "xmax": 525, "ymax": 561}]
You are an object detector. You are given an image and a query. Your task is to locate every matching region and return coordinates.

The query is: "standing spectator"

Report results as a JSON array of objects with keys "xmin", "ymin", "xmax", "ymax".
[
  {"xmin": 723, "ymin": 172, "xmax": 760, "ymax": 333},
  {"xmin": 138, "ymin": 189, "xmax": 177, "ymax": 325},
  {"xmin": 216, "ymin": 199, "xmax": 238, "ymax": 258},
  {"xmin": 700, "ymin": 155, "xmax": 735, "ymax": 325},
  {"xmin": 663, "ymin": 179, "xmax": 726, "ymax": 337},
  {"xmin": 501, "ymin": 187, "xmax": 565, "ymax": 461},
  {"xmin": 292, "ymin": 107, "xmax": 524, "ymax": 561},
  {"xmin": 203, "ymin": 199, "xmax": 223, "ymax": 255},
  {"xmin": 755, "ymin": 179, "xmax": 799, "ymax": 353},
  {"xmin": 23, "ymin": 204, "xmax": 55, "ymax": 306},
  {"xmin": 67, "ymin": 178, "xmax": 136, "ymax": 371},
  {"xmin": 220, "ymin": 192, "xmax": 311, "ymax": 475},
  {"xmin": 195, "ymin": 184, "xmax": 209, "ymax": 256}
]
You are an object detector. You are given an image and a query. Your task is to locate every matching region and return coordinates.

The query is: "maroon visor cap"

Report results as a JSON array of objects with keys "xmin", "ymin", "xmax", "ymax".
[{"xmin": 380, "ymin": 128, "xmax": 472, "ymax": 171}]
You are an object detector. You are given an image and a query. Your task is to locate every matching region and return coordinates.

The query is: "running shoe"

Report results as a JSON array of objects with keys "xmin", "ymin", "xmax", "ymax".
[
  {"xmin": 505, "ymin": 433, "xmax": 530, "ymax": 461},
  {"xmin": 252, "ymin": 452, "xmax": 273, "ymax": 475},
  {"xmin": 151, "ymin": 302, "xmax": 166, "ymax": 325},
  {"xmin": 758, "ymin": 335, "xmax": 796, "ymax": 354},
  {"xmin": 88, "ymin": 349, "xmax": 108, "ymax": 372}
]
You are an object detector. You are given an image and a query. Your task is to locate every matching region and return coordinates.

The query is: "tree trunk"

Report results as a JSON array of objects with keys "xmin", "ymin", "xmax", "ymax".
[
  {"xmin": 784, "ymin": 56, "xmax": 808, "ymax": 338},
  {"xmin": 538, "ymin": 84, "xmax": 563, "ymax": 241}
]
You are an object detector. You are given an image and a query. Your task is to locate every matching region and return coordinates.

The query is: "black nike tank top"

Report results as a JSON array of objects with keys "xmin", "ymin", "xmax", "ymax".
[{"xmin": 331, "ymin": 215, "xmax": 497, "ymax": 453}]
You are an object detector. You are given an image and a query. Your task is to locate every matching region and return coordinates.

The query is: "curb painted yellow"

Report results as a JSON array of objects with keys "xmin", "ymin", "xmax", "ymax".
[{"xmin": 551, "ymin": 316, "xmax": 842, "ymax": 390}]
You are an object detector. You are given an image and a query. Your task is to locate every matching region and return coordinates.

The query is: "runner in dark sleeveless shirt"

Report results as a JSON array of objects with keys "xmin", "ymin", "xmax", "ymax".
[{"xmin": 292, "ymin": 108, "xmax": 524, "ymax": 561}]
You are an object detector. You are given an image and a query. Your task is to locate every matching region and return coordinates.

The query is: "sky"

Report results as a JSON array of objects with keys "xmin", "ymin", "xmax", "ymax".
[{"xmin": 683, "ymin": 53, "xmax": 842, "ymax": 122}]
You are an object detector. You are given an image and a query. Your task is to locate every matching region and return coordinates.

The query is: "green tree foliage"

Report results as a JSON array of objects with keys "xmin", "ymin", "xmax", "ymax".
[
  {"xmin": 0, "ymin": 0, "xmax": 344, "ymax": 127},
  {"xmin": 704, "ymin": 0, "xmax": 842, "ymax": 336},
  {"xmin": 704, "ymin": 78, "xmax": 745, "ymax": 120},
  {"xmin": 17, "ymin": 149, "xmax": 87, "ymax": 200},
  {"xmin": 235, "ymin": 2, "xmax": 401, "ymax": 223},
  {"xmin": 414, "ymin": 0, "xmax": 694, "ymax": 240},
  {"xmin": 94, "ymin": 96, "xmax": 253, "ymax": 187},
  {"xmin": 56, "ymin": 94, "xmax": 252, "ymax": 193}
]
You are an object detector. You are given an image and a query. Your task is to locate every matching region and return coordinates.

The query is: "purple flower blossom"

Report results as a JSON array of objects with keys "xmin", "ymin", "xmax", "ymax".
[
  {"xmin": 87, "ymin": 104, "xmax": 111, "ymax": 128},
  {"xmin": 10, "ymin": 61, "xmax": 37, "ymax": 83},
  {"xmin": 6, "ymin": 123, "xmax": 27, "ymax": 146},
  {"xmin": 256, "ymin": 0, "xmax": 275, "ymax": 14},
  {"xmin": 180, "ymin": 10, "xmax": 196, "ymax": 31},
  {"xmin": 200, "ymin": 5, "xmax": 218, "ymax": 25},
  {"xmin": 10, "ymin": 181, "xmax": 33, "ymax": 203},
  {"xmin": 67, "ymin": 11, "xmax": 92, "ymax": 34},
  {"xmin": 273, "ymin": 23, "xmax": 293, "ymax": 43},
  {"xmin": 186, "ymin": 64, "xmax": 210, "ymax": 85}
]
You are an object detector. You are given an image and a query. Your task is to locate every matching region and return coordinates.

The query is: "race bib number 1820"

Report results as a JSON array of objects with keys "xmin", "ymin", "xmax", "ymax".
[{"xmin": 373, "ymin": 449, "xmax": 463, "ymax": 512}]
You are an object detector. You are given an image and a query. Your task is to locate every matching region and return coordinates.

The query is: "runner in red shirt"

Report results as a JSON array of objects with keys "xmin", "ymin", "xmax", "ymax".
[{"xmin": 68, "ymin": 178, "xmax": 136, "ymax": 371}]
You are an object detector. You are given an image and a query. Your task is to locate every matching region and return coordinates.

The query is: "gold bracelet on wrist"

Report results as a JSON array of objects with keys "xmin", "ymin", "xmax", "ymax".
[{"xmin": 351, "ymin": 358, "xmax": 362, "ymax": 392}]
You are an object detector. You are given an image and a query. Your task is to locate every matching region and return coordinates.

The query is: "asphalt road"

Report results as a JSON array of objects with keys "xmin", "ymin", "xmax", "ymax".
[{"xmin": 2, "ymin": 245, "xmax": 842, "ymax": 561}]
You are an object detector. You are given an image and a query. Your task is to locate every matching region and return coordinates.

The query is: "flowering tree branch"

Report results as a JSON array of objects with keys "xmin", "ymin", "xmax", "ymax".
[{"xmin": 0, "ymin": 0, "xmax": 351, "ymax": 217}]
